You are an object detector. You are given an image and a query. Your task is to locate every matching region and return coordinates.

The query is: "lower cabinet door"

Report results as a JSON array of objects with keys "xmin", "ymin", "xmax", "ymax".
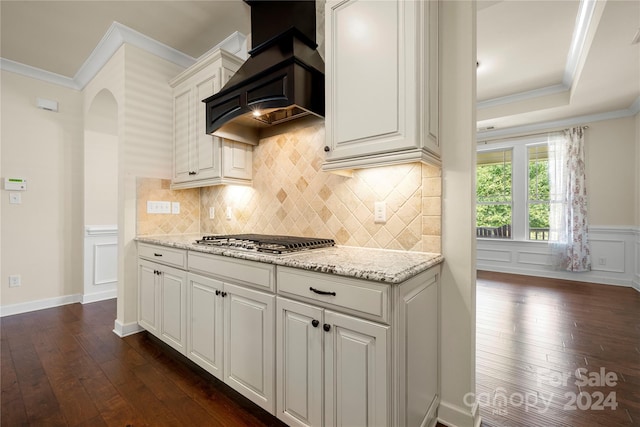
[
  {"xmin": 324, "ymin": 310, "xmax": 390, "ymax": 427},
  {"xmin": 159, "ymin": 265, "xmax": 187, "ymax": 355},
  {"xmin": 138, "ymin": 260, "xmax": 159, "ymax": 335},
  {"xmin": 276, "ymin": 297, "xmax": 323, "ymax": 427},
  {"xmin": 224, "ymin": 283, "xmax": 275, "ymax": 413},
  {"xmin": 187, "ymin": 273, "xmax": 224, "ymax": 379}
]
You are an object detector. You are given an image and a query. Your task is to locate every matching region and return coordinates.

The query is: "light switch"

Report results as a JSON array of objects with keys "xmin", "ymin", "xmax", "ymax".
[
  {"xmin": 9, "ymin": 193, "xmax": 21, "ymax": 204},
  {"xmin": 171, "ymin": 202, "xmax": 180, "ymax": 214},
  {"xmin": 209, "ymin": 207, "xmax": 215, "ymax": 219},
  {"xmin": 226, "ymin": 206, "xmax": 233, "ymax": 220}
]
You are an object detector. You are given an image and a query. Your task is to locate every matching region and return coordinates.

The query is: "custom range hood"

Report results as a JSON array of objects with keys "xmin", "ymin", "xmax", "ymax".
[{"xmin": 203, "ymin": 0, "xmax": 324, "ymax": 145}]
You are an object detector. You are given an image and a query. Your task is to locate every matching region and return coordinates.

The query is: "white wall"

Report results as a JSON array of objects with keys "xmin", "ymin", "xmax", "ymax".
[
  {"xmin": 1, "ymin": 70, "xmax": 84, "ymax": 313},
  {"xmin": 84, "ymin": 130, "xmax": 118, "ymax": 225},
  {"xmin": 585, "ymin": 116, "xmax": 637, "ymax": 225}
]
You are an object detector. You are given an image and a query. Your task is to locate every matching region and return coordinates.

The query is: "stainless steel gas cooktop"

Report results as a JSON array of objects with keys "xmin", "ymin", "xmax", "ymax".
[{"xmin": 194, "ymin": 234, "xmax": 335, "ymax": 254}]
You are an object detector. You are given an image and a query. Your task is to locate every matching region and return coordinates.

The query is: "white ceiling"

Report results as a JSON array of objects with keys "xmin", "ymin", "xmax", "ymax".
[{"xmin": 1, "ymin": 0, "xmax": 638, "ymax": 135}]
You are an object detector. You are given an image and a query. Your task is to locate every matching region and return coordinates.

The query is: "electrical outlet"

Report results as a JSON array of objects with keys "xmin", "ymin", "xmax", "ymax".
[
  {"xmin": 226, "ymin": 206, "xmax": 233, "ymax": 220},
  {"xmin": 171, "ymin": 202, "xmax": 180, "ymax": 214},
  {"xmin": 374, "ymin": 202, "xmax": 387, "ymax": 223},
  {"xmin": 209, "ymin": 207, "xmax": 215, "ymax": 219},
  {"xmin": 9, "ymin": 275, "xmax": 21, "ymax": 287},
  {"xmin": 598, "ymin": 258, "xmax": 607, "ymax": 266}
]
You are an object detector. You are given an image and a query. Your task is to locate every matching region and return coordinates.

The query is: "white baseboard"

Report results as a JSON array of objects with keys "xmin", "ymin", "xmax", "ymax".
[
  {"xmin": 478, "ymin": 264, "xmax": 634, "ymax": 288},
  {"xmin": 113, "ymin": 319, "xmax": 143, "ymax": 337},
  {"xmin": 0, "ymin": 294, "xmax": 82, "ymax": 317},
  {"xmin": 437, "ymin": 400, "xmax": 480, "ymax": 427},
  {"xmin": 82, "ymin": 289, "xmax": 117, "ymax": 304}
]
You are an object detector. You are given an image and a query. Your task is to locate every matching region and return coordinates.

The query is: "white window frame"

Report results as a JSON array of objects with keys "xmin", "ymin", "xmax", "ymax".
[{"xmin": 477, "ymin": 135, "xmax": 548, "ymax": 242}]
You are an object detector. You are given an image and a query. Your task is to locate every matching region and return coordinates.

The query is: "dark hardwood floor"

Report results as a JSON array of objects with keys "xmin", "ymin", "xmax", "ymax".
[
  {"xmin": 2, "ymin": 272, "xmax": 638, "ymax": 426},
  {"xmin": 1, "ymin": 298, "xmax": 286, "ymax": 426},
  {"xmin": 477, "ymin": 271, "xmax": 640, "ymax": 427}
]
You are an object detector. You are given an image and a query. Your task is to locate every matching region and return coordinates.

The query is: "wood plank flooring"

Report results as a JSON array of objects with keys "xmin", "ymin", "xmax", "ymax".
[
  {"xmin": 1, "ymin": 299, "xmax": 286, "ymax": 426},
  {"xmin": 477, "ymin": 271, "xmax": 640, "ymax": 427},
  {"xmin": 2, "ymin": 272, "xmax": 637, "ymax": 426}
]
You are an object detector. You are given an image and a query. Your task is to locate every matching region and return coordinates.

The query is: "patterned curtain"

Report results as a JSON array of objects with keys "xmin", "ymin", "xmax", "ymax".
[{"xmin": 548, "ymin": 127, "xmax": 591, "ymax": 272}]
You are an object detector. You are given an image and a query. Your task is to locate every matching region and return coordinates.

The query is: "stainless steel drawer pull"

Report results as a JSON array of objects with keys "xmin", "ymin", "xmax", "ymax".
[{"xmin": 309, "ymin": 287, "xmax": 336, "ymax": 296}]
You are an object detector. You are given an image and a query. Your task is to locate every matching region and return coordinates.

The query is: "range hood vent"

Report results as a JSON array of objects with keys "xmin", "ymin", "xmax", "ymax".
[{"xmin": 203, "ymin": 0, "xmax": 324, "ymax": 145}]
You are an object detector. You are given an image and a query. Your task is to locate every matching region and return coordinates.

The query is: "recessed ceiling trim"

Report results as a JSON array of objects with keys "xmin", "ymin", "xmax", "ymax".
[
  {"xmin": 477, "ymin": 95, "xmax": 640, "ymax": 141},
  {"xmin": 477, "ymin": 83, "xmax": 567, "ymax": 109},
  {"xmin": 0, "ymin": 22, "xmax": 247, "ymax": 91},
  {"xmin": 563, "ymin": 0, "xmax": 598, "ymax": 87},
  {"xmin": 477, "ymin": 0, "xmax": 602, "ymax": 112}
]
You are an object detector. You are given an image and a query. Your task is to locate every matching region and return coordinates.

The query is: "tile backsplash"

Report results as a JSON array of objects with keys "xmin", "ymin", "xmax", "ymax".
[
  {"xmin": 137, "ymin": 124, "xmax": 441, "ymax": 252},
  {"xmin": 200, "ymin": 124, "xmax": 441, "ymax": 253},
  {"xmin": 136, "ymin": 178, "xmax": 200, "ymax": 236}
]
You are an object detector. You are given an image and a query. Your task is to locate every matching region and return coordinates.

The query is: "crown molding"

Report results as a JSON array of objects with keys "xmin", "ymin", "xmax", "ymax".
[
  {"xmin": 0, "ymin": 22, "xmax": 247, "ymax": 91},
  {"xmin": 477, "ymin": 84, "xmax": 567, "ymax": 110},
  {"xmin": 477, "ymin": 96, "xmax": 640, "ymax": 141}
]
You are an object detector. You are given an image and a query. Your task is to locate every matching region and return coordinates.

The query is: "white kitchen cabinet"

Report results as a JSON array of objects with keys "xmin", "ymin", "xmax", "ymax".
[
  {"xmin": 323, "ymin": 0, "xmax": 440, "ymax": 172},
  {"xmin": 138, "ymin": 258, "xmax": 187, "ymax": 355},
  {"xmin": 276, "ymin": 298, "xmax": 389, "ymax": 427},
  {"xmin": 276, "ymin": 265, "xmax": 439, "ymax": 427},
  {"xmin": 187, "ymin": 272, "xmax": 224, "ymax": 380},
  {"xmin": 138, "ymin": 261, "xmax": 160, "ymax": 335},
  {"xmin": 224, "ymin": 282, "xmax": 275, "ymax": 414},
  {"xmin": 169, "ymin": 49, "xmax": 254, "ymax": 189},
  {"xmin": 276, "ymin": 298, "xmax": 323, "ymax": 427}
]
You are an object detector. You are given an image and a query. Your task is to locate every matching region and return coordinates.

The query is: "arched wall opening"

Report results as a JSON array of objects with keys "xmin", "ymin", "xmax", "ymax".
[{"xmin": 83, "ymin": 89, "xmax": 119, "ymax": 303}]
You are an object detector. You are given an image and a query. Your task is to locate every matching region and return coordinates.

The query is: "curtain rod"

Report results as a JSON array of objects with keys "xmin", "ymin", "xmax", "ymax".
[{"xmin": 477, "ymin": 125, "xmax": 589, "ymax": 145}]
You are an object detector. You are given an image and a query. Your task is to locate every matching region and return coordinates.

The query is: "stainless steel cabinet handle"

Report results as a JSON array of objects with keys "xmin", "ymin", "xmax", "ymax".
[{"xmin": 309, "ymin": 287, "xmax": 336, "ymax": 296}]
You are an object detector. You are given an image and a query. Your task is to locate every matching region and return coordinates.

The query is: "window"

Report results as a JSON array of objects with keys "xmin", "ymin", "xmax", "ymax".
[
  {"xmin": 476, "ymin": 136, "xmax": 551, "ymax": 241},
  {"xmin": 528, "ymin": 145, "xmax": 550, "ymax": 241},
  {"xmin": 476, "ymin": 149, "xmax": 512, "ymax": 239}
]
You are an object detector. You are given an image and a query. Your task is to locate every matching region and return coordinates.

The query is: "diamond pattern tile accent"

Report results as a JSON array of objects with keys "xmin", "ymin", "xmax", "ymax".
[
  {"xmin": 198, "ymin": 124, "xmax": 442, "ymax": 252},
  {"xmin": 135, "ymin": 125, "xmax": 442, "ymax": 252}
]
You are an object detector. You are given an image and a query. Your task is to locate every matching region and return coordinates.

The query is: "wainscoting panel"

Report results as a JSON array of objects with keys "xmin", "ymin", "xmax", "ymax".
[
  {"xmin": 477, "ymin": 226, "xmax": 639, "ymax": 289},
  {"xmin": 515, "ymin": 251, "xmax": 549, "ymax": 266},
  {"xmin": 84, "ymin": 225, "xmax": 118, "ymax": 303},
  {"xmin": 590, "ymin": 239, "xmax": 625, "ymax": 273},
  {"xmin": 476, "ymin": 248, "xmax": 512, "ymax": 263}
]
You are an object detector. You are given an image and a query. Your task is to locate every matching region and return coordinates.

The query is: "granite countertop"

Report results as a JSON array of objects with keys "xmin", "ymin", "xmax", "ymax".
[{"xmin": 136, "ymin": 234, "xmax": 443, "ymax": 284}]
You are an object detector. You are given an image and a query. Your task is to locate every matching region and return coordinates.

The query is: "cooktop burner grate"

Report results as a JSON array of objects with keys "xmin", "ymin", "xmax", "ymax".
[{"xmin": 194, "ymin": 234, "xmax": 335, "ymax": 254}]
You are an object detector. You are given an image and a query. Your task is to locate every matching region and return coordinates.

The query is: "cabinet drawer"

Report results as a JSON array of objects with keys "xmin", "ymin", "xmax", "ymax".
[
  {"xmin": 138, "ymin": 243, "xmax": 187, "ymax": 269},
  {"xmin": 189, "ymin": 251, "xmax": 275, "ymax": 292},
  {"xmin": 277, "ymin": 267, "xmax": 389, "ymax": 323}
]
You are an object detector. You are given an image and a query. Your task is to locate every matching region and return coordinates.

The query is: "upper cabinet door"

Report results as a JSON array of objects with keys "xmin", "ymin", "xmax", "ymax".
[
  {"xmin": 172, "ymin": 85, "xmax": 192, "ymax": 183},
  {"xmin": 193, "ymin": 68, "xmax": 223, "ymax": 181},
  {"xmin": 323, "ymin": 0, "xmax": 440, "ymax": 172}
]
